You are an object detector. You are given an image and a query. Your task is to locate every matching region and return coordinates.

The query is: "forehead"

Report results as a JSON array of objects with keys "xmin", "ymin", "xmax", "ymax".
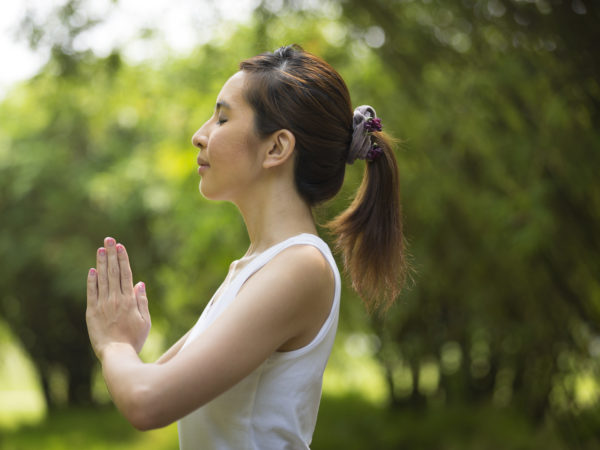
[{"xmin": 217, "ymin": 71, "xmax": 248, "ymax": 108}]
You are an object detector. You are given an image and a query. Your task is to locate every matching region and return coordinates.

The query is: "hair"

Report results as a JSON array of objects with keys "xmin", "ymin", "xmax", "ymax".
[{"xmin": 239, "ymin": 44, "xmax": 407, "ymax": 312}]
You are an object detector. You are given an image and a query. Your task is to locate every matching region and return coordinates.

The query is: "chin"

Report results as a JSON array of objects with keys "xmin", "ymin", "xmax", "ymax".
[
  {"xmin": 199, "ymin": 182, "xmax": 224, "ymax": 202},
  {"xmin": 199, "ymin": 182, "xmax": 212, "ymax": 200}
]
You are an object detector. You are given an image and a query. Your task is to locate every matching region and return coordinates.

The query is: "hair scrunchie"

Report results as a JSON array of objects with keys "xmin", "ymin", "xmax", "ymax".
[{"xmin": 347, "ymin": 105, "xmax": 383, "ymax": 164}]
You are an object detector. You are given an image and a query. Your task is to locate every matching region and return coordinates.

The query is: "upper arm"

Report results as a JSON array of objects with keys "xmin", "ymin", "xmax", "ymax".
[{"xmin": 139, "ymin": 245, "xmax": 335, "ymax": 427}]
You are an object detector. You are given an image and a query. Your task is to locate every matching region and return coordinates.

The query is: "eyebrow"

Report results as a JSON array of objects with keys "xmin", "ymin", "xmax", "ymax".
[{"xmin": 216, "ymin": 100, "xmax": 231, "ymax": 111}]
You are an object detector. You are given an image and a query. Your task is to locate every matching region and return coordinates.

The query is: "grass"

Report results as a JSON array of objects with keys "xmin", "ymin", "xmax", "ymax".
[
  {"xmin": 0, "ymin": 397, "xmax": 579, "ymax": 450},
  {"xmin": 0, "ymin": 406, "xmax": 178, "ymax": 450},
  {"xmin": 313, "ymin": 395, "xmax": 570, "ymax": 450}
]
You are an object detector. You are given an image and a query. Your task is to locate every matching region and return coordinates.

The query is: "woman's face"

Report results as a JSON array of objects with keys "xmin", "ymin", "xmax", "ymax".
[{"xmin": 192, "ymin": 71, "xmax": 268, "ymax": 203}]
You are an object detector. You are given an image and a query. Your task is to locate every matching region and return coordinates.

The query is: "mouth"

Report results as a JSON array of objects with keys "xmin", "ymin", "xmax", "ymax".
[
  {"xmin": 197, "ymin": 155, "xmax": 210, "ymax": 170},
  {"xmin": 197, "ymin": 159, "xmax": 210, "ymax": 175}
]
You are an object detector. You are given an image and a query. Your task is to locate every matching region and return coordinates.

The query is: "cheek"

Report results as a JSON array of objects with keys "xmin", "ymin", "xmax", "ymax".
[{"xmin": 214, "ymin": 131, "xmax": 259, "ymax": 166}]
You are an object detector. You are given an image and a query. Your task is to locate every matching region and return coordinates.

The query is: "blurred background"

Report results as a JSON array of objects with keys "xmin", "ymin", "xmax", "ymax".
[{"xmin": 0, "ymin": 0, "xmax": 599, "ymax": 448}]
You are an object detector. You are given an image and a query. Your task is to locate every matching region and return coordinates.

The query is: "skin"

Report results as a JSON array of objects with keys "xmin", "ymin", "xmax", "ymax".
[{"xmin": 86, "ymin": 71, "xmax": 335, "ymax": 430}]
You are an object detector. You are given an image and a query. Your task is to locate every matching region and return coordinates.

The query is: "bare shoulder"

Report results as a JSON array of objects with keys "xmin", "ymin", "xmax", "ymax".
[
  {"xmin": 236, "ymin": 242, "xmax": 336, "ymax": 325},
  {"xmin": 265, "ymin": 243, "xmax": 334, "ymax": 295},
  {"xmin": 247, "ymin": 243, "xmax": 335, "ymax": 351}
]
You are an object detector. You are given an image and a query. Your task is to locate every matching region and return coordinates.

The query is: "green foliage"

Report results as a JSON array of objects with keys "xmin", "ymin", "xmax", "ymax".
[
  {"xmin": 0, "ymin": 407, "xmax": 178, "ymax": 450},
  {"xmin": 323, "ymin": 0, "xmax": 600, "ymax": 426}
]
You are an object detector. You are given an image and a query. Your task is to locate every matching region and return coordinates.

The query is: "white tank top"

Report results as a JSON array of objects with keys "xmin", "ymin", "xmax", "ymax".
[{"xmin": 177, "ymin": 233, "xmax": 341, "ymax": 450}]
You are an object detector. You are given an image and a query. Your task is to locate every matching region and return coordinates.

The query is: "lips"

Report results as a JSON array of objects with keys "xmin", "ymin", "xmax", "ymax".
[{"xmin": 197, "ymin": 155, "xmax": 210, "ymax": 168}]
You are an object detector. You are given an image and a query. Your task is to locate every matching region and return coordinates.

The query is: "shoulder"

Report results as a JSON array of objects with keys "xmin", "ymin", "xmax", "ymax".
[
  {"xmin": 236, "ymin": 241, "xmax": 336, "ymax": 321},
  {"xmin": 264, "ymin": 243, "xmax": 335, "ymax": 295},
  {"xmin": 239, "ymin": 242, "xmax": 335, "ymax": 351}
]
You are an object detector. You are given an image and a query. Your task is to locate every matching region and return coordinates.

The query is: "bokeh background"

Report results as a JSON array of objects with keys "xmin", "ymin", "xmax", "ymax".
[{"xmin": 1, "ymin": 0, "xmax": 599, "ymax": 448}]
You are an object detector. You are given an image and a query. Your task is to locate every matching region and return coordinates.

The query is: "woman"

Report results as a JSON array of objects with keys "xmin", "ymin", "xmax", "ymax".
[{"xmin": 86, "ymin": 45, "xmax": 406, "ymax": 449}]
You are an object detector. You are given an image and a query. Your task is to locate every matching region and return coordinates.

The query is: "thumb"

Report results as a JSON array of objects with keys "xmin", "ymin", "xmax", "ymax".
[{"xmin": 135, "ymin": 282, "xmax": 151, "ymax": 323}]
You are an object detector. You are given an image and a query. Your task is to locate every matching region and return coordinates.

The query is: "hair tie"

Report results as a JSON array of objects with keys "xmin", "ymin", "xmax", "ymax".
[{"xmin": 347, "ymin": 105, "xmax": 384, "ymax": 164}]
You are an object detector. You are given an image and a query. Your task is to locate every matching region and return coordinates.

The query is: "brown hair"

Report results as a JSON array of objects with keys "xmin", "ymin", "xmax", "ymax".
[{"xmin": 240, "ymin": 45, "xmax": 406, "ymax": 311}]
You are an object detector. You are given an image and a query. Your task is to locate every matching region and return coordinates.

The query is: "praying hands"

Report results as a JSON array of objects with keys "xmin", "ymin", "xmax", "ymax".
[{"xmin": 86, "ymin": 237, "xmax": 151, "ymax": 360}]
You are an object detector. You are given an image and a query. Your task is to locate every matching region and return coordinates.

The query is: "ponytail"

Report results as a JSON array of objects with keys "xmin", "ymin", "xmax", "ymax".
[
  {"xmin": 328, "ymin": 124, "xmax": 407, "ymax": 312},
  {"xmin": 239, "ymin": 46, "xmax": 407, "ymax": 312}
]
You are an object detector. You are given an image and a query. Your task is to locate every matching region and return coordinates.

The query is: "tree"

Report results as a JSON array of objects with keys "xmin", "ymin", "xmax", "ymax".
[{"xmin": 321, "ymin": 0, "xmax": 600, "ymax": 422}]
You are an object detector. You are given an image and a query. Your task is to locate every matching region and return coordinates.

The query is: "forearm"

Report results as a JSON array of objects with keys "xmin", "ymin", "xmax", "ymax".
[
  {"xmin": 155, "ymin": 331, "xmax": 190, "ymax": 365},
  {"xmin": 101, "ymin": 342, "xmax": 166, "ymax": 430}
]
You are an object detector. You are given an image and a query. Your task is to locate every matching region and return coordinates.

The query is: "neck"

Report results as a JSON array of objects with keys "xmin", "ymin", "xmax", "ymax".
[{"xmin": 234, "ymin": 179, "xmax": 317, "ymax": 256}]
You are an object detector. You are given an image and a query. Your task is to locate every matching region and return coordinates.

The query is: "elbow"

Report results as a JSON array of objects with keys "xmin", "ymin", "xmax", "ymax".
[
  {"xmin": 130, "ymin": 417, "xmax": 154, "ymax": 432},
  {"xmin": 124, "ymin": 384, "xmax": 171, "ymax": 431},
  {"xmin": 131, "ymin": 419, "xmax": 159, "ymax": 432},
  {"xmin": 129, "ymin": 412, "xmax": 157, "ymax": 432}
]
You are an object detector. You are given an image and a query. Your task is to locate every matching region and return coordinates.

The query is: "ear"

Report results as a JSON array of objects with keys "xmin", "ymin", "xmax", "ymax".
[{"xmin": 263, "ymin": 129, "xmax": 296, "ymax": 169}]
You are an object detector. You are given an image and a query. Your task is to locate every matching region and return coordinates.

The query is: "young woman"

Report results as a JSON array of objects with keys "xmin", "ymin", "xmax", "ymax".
[{"xmin": 86, "ymin": 45, "xmax": 406, "ymax": 449}]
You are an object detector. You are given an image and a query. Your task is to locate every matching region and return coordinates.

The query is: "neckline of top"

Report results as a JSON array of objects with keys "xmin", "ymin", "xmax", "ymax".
[
  {"xmin": 239, "ymin": 233, "xmax": 322, "ymax": 261},
  {"xmin": 230, "ymin": 233, "xmax": 324, "ymax": 285}
]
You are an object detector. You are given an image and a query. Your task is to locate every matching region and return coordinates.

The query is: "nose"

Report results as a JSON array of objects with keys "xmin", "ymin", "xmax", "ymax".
[{"xmin": 191, "ymin": 127, "xmax": 208, "ymax": 149}]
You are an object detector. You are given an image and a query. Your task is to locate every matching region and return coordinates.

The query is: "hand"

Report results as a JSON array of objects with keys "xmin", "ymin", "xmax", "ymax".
[{"xmin": 86, "ymin": 237, "xmax": 151, "ymax": 359}]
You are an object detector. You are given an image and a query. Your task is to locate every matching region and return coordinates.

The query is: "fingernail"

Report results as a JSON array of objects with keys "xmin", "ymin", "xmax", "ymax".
[
  {"xmin": 139, "ymin": 282, "xmax": 145, "ymax": 293},
  {"xmin": 98, "ymin": 248, "xmax": 106, "ymax": 256},
  {"xmin": 116, "ymin": 244, "xmax": 124, "ymax": 253},
  {"xmin": 89, "ymin": 268, "xmax": 96, "ymax": 276},
  {"xmin": 105, "ymin": 237, "xmax": 116, "ymax": 247}
]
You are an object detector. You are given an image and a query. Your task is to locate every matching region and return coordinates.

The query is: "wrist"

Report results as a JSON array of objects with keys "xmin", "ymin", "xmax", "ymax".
[{"xmin": 100, "ymin": 341, "xmax": 137, "ymax": 363}]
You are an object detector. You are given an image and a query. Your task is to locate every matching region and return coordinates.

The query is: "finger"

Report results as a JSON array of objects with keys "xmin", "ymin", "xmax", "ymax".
[
  {"xmin": 87, "ymin": 268, "xmax": 98, "ymax": 307},
  {"xmin": 97, "ymin": 247, "xmax": 108, "ymax": 300},
  {"xmin": 135, "ymin": 282, "xmax": 151, "ymax": 323},
  {"xmin": 104, "ymin": 237, "xmax": 120, "ymax": 295},
  {"xmin": 116, "ymin": 243, "xmax": 134, "ymax": 297}
]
